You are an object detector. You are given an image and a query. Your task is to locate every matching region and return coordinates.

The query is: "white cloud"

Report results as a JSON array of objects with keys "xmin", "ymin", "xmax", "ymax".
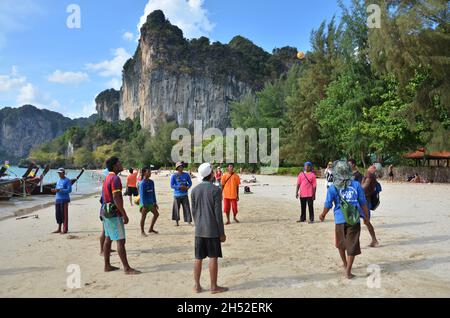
[
  {"xmin": 16, "ymin": 83, "xmax": 60, "ymax": 110},
  {"xmin": 0, "ymin": 68, "xmax": 27, "ymax": 92},
  {"xmin": 82, "ymin": 101, "xmax": 96, "ymax": 117},
  {"xmin": 85, "ymin": 48, "xmax": 131, "ymax": 77},
  {"xmin": 48, "ymin": 70, "xmax": 89, "ymax": 84},
  {"xmin": 122, "ymin": 31, "xmax": 135, "ymax": 41},
  {"xmin": 106, "ymin": 78, "xmax": 122, "ymax": 90},
  {"xmin": 138, "ymin": 0, "xmax": 215, "ymax": 39}
]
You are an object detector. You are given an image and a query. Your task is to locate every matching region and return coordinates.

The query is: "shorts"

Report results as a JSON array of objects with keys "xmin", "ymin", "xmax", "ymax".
[
  {"xmin": 223, "ymin": 198, "xmax": 238, "ymax": 215},
  {"xmin": 335, "ymin": 223, "xmax": 361, "ymax": 256},
  {"xmin": 140, "ymin": 204, "xmax": 155, "ymax": 213},
  {"xmin": 195, "ymin": 237, "xmax": 223, "ymax": 260},
  {"xmin": 103, "ymin": 216, "xmax": 126, "ymax": 241},
  {"xmin": 389, "ymin": 172, "xmax": 394, "ymax": 177},
  {"xmin": 126, "ymin": 187, "xmax": 138, "ymax": 196}
]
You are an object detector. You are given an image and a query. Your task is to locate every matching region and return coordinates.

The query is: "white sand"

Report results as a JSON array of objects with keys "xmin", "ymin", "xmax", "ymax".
[{"xmin": 1, "ymin": 173, "xmax": 450, "ymax": 298}]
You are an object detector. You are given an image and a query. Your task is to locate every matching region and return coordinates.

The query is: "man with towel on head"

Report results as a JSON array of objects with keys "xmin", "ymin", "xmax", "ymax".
[{"xmin": 320, "ymin": 161, "xmax": 370, "ymax": 279}]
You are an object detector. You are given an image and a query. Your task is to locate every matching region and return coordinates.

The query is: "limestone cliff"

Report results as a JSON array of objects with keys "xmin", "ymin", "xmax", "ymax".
[
  {"xmin": 0, "ymin": 105, "xmax": 96, "ymax": 161},
  {"xmin": 95, "ymin": 89, "xmax": 120, "ymax": 122},
  {"xmin": 117, "ymin": 10, "xmax": 293, "ymax": 133}
]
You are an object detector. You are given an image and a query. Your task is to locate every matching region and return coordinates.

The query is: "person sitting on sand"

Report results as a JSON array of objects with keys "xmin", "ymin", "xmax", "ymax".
[
  {"xmin": 171, "ymin": 162, "xmax": 193, "ymax": 226},
  {"xmin": 101, "ymin": 156, "xmax": 140, "ymax": 275},
  {"xmin": 191, "ymin": 163, "xmax": 228, "ymax": 294},
  {"xmin": 319, "ymin": 161, "xmax": 371, "ymax": 279},
  {"xmin": 410, "ymin": 173, "xmax": 421, "ymax": 183},
  {"xmin": 51, "ymin": 168, "xmax": 72, "ymax": 234},
  {"xmin": 221, "ymin": 163, "xmax": 241, "ymax": 225},
  {"xmin": 139, "ymin": 167, "xmax": 159, "ymax": 236}
]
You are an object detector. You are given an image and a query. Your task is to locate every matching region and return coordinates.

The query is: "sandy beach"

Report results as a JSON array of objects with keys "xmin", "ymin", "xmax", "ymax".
[{"xmin": 1, "ymin": 173, "xmax": 450, "ymax": 298}]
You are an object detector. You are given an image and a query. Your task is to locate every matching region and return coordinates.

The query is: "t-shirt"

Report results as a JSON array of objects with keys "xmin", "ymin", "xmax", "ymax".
[
  {"xmin": 324, "ymin": 180, "xmax": 367, "ymax": 224},
  {"xmin": 221, "ymin": 173, "xmax": 241, "ymax": 199},
  {"xmin": 102, "ymin": 172, "xmax": 122, "ymax": 205},
  {"xmin": 55, "ymin": 177, "xmax": 72, "ymax": 203},
  {"xmin": 215, "ymin": 171, "xmax": 223, "ymax": 181},
  {"xmin": 297, "ymin": 172, "xmax": 317, "ymax": 198},
  {"xmin": 139, "ymin": 179, "xmax": 157, "ymax": 206},
  {"xmin": 170, "ymin": 172, "xmax": 192, "ymax": 198},
  {"xmin": 126, "ymin": 172, "xmax": 138, "ymax": 188}
]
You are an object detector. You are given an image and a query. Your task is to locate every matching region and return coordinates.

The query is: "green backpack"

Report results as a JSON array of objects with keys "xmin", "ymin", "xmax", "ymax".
[{"xmin": 336, "ymin": 187, "xmax": 360, "ymax": 225}]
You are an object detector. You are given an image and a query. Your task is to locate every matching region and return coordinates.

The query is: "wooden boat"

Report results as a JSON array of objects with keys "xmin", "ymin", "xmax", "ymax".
[
  {"xmin": 31, "ymin": 169, "xmax": 85, "ymax": 195},
  {"xmin": 0, "ymin": 178, "xmax": 18, "ymax": 201},
  {"xmin": 0, "ymin": 166, "xmax": 7, "ymax": 178},
  {"xmin": 12, "ymin": 165, "xmax": 50, "ymax": 197}
]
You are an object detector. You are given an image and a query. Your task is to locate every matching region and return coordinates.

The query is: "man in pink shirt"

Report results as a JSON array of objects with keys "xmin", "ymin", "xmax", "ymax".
[{"xmin": 295, "ymin": 162, "xmax": 317, "ymax": 223}]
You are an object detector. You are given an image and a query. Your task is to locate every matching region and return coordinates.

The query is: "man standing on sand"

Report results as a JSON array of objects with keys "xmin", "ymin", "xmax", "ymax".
[
  {"xmin": 221, "ymin": 164, "xmax": 241, "ymax": 225},
  {"xmin": 171, "ymin": 162, "xmax": 193, "ymax": 226},
  {"xmin": 361, "ymin": 165, "xmax": 380, "ymax": 247},
  {"xmin": 101, "ymin": 156, "xmax": 140, "ymax": 275},
  {"xmin": 52, "ymin": 168, "xmax": 72, "ymax": 234},
  {"xmin": 296, "ymin": 162, "xmax": 317, "ymax": 224},
  {"xmin": 320, "ymin": 161, "xmax": 371, "ymax": 279},
  {"xmin": 139, "ymin": 167, "xmax": 159, "ymax": 236},
  {"xmin": 191, "ymin": 163, "xmax": 228, "ymax": 294},
  {"xmin": 125, "ymin": 168, "xmax": 138, "ymax": 206},
  {"xmin": 348, "ymin": 159, "xmax": 363, "ymax": 183}
]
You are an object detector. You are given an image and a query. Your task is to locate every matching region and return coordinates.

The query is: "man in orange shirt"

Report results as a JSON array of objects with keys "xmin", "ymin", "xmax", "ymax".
[
  {"xmin": 221, "ymin": 164, "xmax": 241, "ymax": 225},
  {"xmin": 125, "ymin": 168, "xmax": 138, "ymax": 206}
]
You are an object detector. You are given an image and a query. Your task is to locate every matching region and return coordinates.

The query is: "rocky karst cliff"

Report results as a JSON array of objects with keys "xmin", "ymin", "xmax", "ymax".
[
  {"xmin": 98, "ymin": 10, "xmax": 295, "ymax": 133},
  {"xmin": 0, "ymin": 105, "xmax": 96, "ymax": 161},
  {"xmin": 95, "ymin": 89, "xmax": 120, "ymax": 122}
]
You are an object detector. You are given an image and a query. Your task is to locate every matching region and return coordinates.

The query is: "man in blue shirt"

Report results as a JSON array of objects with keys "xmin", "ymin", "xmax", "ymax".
[
  {"xmin": 171, "ymin": 162, "xmax": 193, "ymax": 226},
  {"xmin": 51, "ymin": 168, "xmax": 72, "ymax": 234},
  {"xmin": 319, "ymin": 161, "xmax": 370, "ymax": 279},
  {"xmin": 139, "ymin": 167, "xmax": 159, "ymax": 236}
]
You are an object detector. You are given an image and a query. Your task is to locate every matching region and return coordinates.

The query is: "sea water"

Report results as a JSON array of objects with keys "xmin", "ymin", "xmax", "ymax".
[{"xmin": 0, "ymin": 166, "xmax": 103, "ymax": 220}]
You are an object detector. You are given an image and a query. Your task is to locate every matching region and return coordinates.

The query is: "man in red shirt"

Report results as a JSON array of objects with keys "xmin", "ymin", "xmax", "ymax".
[{"xmin": 101, "ymin": 156, "xmax": 140, "ymax": 275}]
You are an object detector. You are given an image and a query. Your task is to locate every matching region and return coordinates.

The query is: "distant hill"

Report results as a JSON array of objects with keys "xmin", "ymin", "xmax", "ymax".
[{"xmin": 0, "ymin": 105, "xmax": 97, "ymax": 163}]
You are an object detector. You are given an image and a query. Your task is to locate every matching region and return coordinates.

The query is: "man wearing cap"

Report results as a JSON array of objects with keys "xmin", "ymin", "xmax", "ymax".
[
  {"xmin": 171, "ymin": 162, "xmax": 193, "ymax": 226},
  {"xmin": 191, "ymin": 163, "xmax": 228, "ymax": 294},
  {"xmin": 51, "ymin": 168, "xmax": 72, "ymax": 234},
  {"xmin": 295, "ymin": 162, "xmax": 317, "ymax": 223}
]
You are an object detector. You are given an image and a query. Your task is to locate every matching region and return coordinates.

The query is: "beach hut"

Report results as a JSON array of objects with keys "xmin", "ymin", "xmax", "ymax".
[{"xmin": 404, "ymin": 148, "xmax": 450, "ymax": 167}]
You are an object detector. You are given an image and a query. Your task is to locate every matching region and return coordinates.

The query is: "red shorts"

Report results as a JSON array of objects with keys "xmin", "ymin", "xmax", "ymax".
[{"xmin": 223, "ymin": 198, "xmax": 238, "ymax": 216}]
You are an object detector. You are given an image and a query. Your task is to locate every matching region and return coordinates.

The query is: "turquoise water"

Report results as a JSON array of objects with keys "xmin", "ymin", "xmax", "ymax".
[{"xmin": 0, "ymin": 166, "xmax": 102, "ymax": 220}]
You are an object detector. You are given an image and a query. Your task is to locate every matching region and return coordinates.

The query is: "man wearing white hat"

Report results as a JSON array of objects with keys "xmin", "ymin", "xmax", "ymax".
[
  {"xmin": 190, "ymin": 163, "xmax": 228, "ymax": 294},
  {"xmin": 51, "ymin": 168, "xmax": 72, "ymax": 234}
]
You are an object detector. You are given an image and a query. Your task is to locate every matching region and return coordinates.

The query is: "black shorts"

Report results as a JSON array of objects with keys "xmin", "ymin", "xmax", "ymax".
[
  {"xmin": 195, "ymin": 237, "xmax": 222, "ymax": 260},
  {"xmin": 126, "ymin": 187, "xmax": 138, "ymax": 196}
]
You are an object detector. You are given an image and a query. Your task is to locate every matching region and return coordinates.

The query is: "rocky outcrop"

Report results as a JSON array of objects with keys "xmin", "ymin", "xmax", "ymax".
[
  {"xmin": 119, "ymin": 10, "xmax": 293, "ymax": 133},
  {"xmin": 95, "ymin": 89, "xmax": 120, "ymax": 122},
  {"xmin": 0, "ymin": 105, "xmax": 96, "ymax": 161}
]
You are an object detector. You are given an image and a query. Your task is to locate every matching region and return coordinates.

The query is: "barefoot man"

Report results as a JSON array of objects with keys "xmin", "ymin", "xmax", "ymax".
[
  {"xmin": 101, "ymin": 156, "xmax": 140, "ymax": 275},
  {"xmin": 139, "ymin": 167, "xmax": 159, "ymax": 236},
  {"xmin": 320, "ymin": 161, "xmax": 370, "ymax": 279},
  {"xmin": 361, "ymin": 164, "xmax": 380, "ymax": 247},
  {"xmin": 221, "ymin": 164, "xmax": 241, "ymax": 225},
  {"xmin": 51, "ymin": 168, "xmax": 72, "ymax": 234},
  {"xmin": 191, "ymin": 163, "xmax": 228, "ymax": 294}
]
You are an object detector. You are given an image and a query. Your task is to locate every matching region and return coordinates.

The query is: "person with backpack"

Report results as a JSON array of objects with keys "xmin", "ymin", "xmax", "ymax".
[
  {"xmin": 295, "ymin": 162, "xmax": 317, "ymax": 224},
  {"xmin": 361, "ymin": 165, "xmax": 380, "ymax": 247},
  {"xmin": 319, "ymin": 161, "xmax": 370, "ymax": 279}
]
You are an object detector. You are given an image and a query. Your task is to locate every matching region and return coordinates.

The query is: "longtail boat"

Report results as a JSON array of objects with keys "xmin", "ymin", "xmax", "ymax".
[
  {"xmin": 12, "ymin": 165, "xmax": 50, "ymax": 197},
  {"xmin": 31, "ymin": 168, "xmax": 85, "ymax": 195},
  {"xmin": 0, "ymin": 167, "xmax": 7, "ymax": 178},
  {"xmin": 0, "ymin": 178, "xmax": 17, "ymax": 201}
]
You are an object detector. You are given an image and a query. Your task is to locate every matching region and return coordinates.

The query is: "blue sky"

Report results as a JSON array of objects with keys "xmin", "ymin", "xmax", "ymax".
[{"xmin": 0, "ymin": 0, "xmax": 349, "ymax": 118}]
